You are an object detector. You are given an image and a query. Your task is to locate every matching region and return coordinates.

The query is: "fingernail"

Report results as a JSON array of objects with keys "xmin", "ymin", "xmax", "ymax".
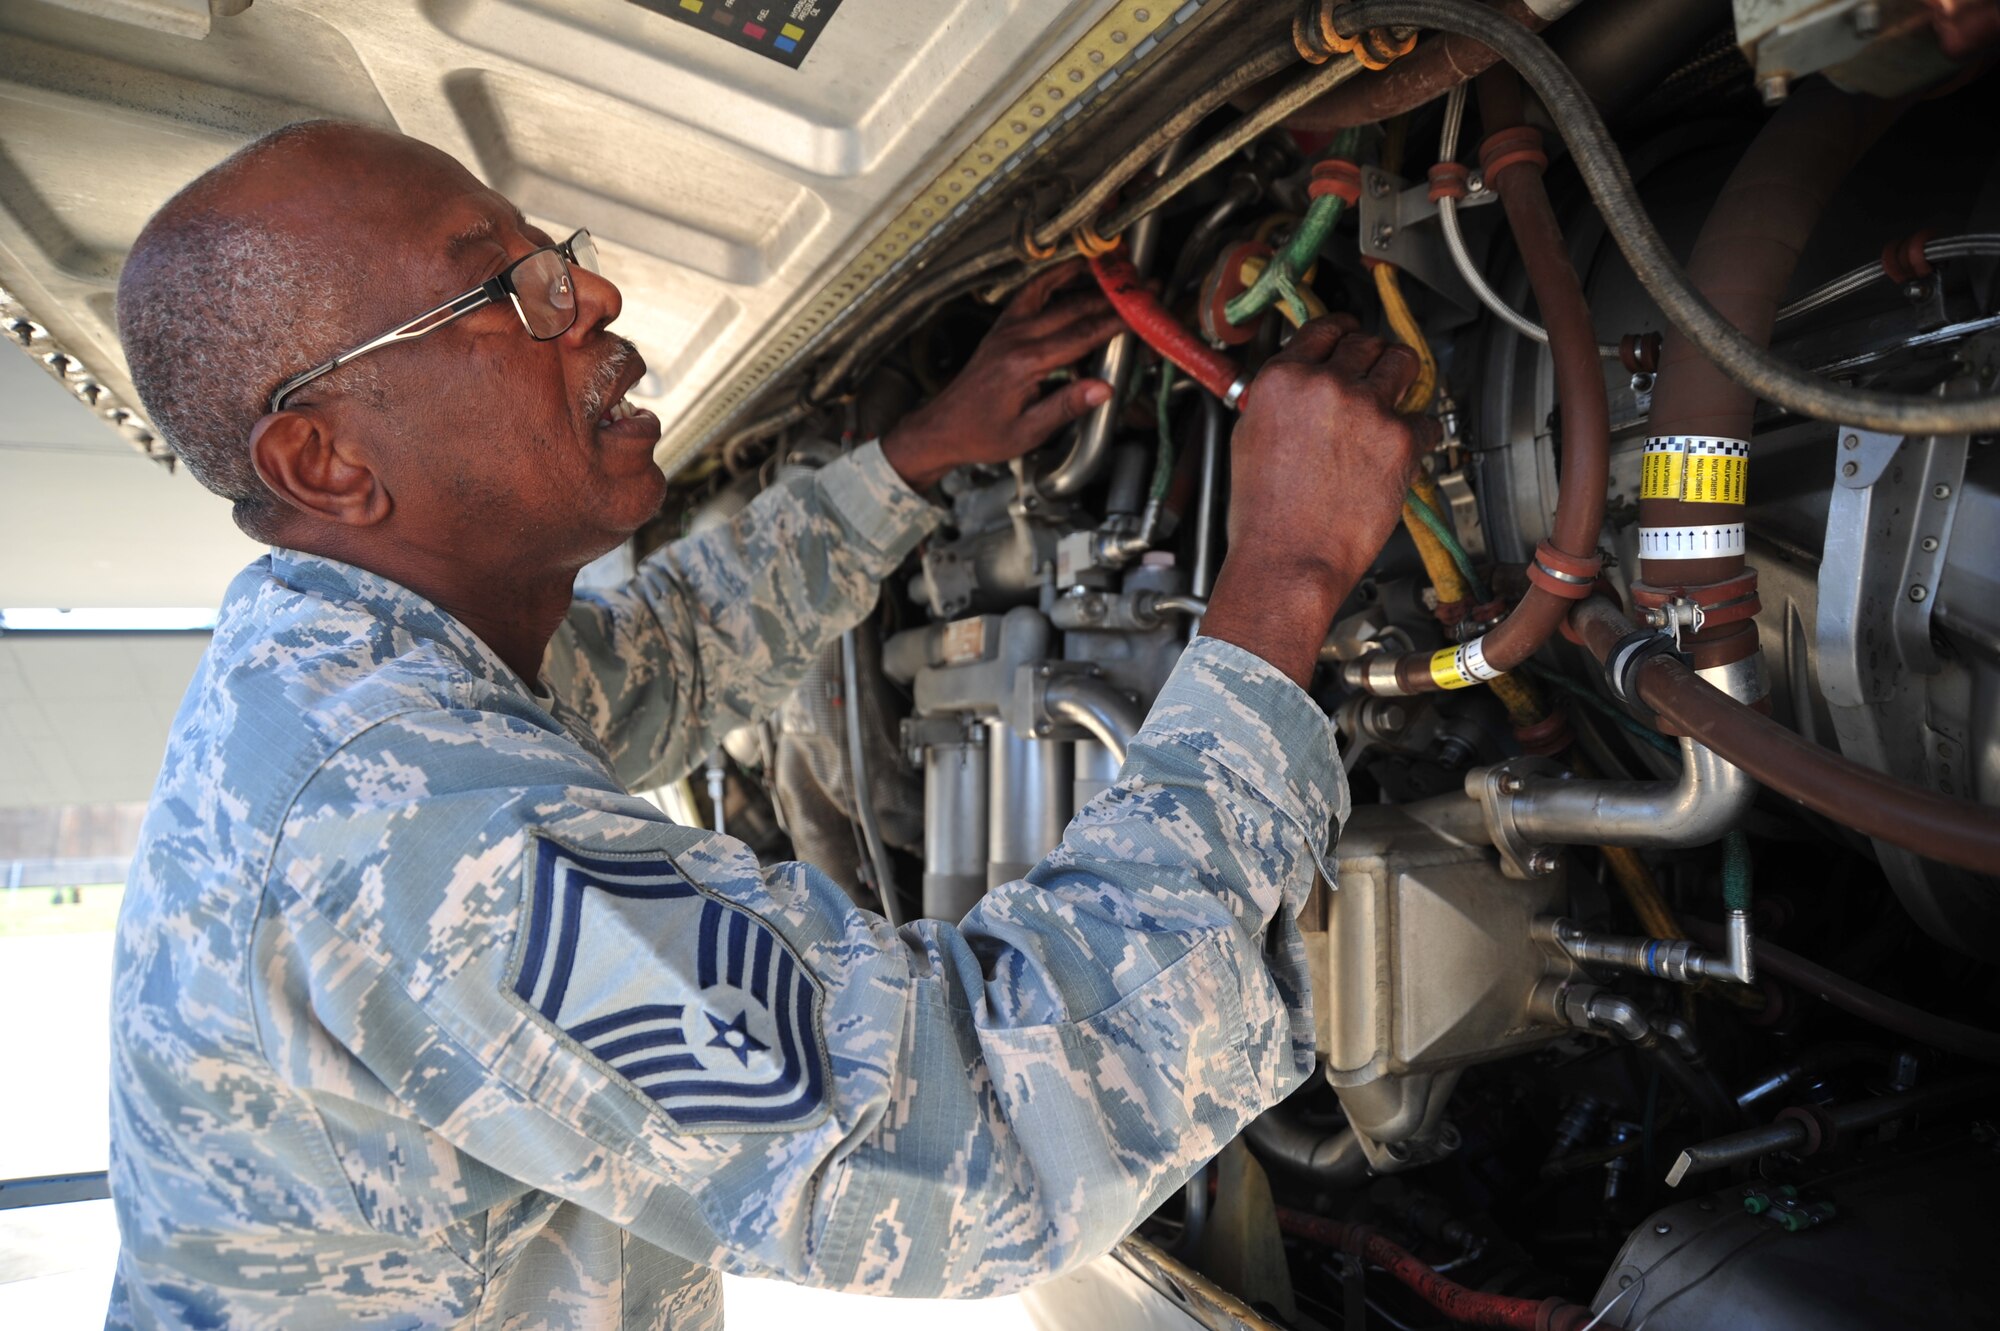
[{"xmin": 1083, "ymin": 383, "xmax": 1111, "ymax": 405}]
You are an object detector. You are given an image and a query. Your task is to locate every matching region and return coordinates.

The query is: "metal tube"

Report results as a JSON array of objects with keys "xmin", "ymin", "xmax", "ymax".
[
  {"xmin": 986, "ymin": 722, "xmax": 1071, "ymax": 888},
  {"xmin": 1188, "ymin": 394, "xmax": 1224, "ymax": 637},
  {"xmin": 1496, "ymin": 736, "xmax": 1756, "ymax": 848},
  {"xmin": 922, "ymin": 735, "xmax": 988, "ymax": 922},
  {"xmin": 1243, "ymin": 1109, "xmax": 1371, "ymax": 1188},
  {"xmin": 841, "ymin": 630, "xmax": 900, "ymax": 927},
  {"xmin": 1041, "ymin": 144, "xmax": 1184, "ymax": 499},
  {"xmin": 1043, "ymin": 674, "xmax": 1146, "ymax": 767},
  {"xmin": 1666, "ymin": 1078, "xmax": 2000, "ymax": 1186},
  {"xmin": 1072, "ymin": 740, "xmax": 1121, "ymax": 814}
]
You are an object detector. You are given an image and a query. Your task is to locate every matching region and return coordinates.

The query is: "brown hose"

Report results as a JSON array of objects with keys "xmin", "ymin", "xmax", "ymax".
[
  {"xmin": 1284, "ymin": 0, "xmax": 1549, "ymax": 132},
  {"xmin": 1364, "ymin": 69, "xmax": 1610, "ymax": 695},
  {"xmin": 1570, "ymin": 599, "xmax": 2000, "ymax": 876},
  {"xmin": 1638, "ymin": 83, "xmax": 1906, "ymax": 665}
]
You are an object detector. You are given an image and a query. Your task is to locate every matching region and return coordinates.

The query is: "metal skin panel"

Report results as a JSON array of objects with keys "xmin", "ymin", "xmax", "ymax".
[{"xmin": 0, "ymin": 0, "xmax": 1156, "ymax": 470}]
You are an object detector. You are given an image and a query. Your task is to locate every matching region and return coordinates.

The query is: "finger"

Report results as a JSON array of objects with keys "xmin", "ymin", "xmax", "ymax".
[
  {"xmin": 996, "ymin": 258, "xmax": 1090, "ymax": 325},
  {"xmin": 1014, "ymin": 377, "xmax": 1113, "ymax": 450},
  {"xmin": 1268, "ymin": 313, "xmax": 1360, "ymax": 365},
  {"xmin": 1011, "ymin": 309, "xmax": 1129, "ymax": 373},
  {"xmin": 1008, "ymin": 289, "xmax": 1116, "ymax": 342},
  {"xmin": 1366, "ymin": 344, "xmax": 1422, "ymax": 404},
  {"xmin": 1329, "ymin": 331, "xmax": 1389, "ymax": 378}
]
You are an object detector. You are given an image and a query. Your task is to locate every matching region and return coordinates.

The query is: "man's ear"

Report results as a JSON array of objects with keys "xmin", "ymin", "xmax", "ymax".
[{"xmin": 248, "ymin": 410, "xmax": 391, "ymax": 528}]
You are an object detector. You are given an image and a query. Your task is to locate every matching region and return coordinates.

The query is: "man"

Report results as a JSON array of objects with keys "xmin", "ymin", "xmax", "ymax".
[{"xmin": 107, "ymin": 120, "xmax": 1423, "ymax": 1329}]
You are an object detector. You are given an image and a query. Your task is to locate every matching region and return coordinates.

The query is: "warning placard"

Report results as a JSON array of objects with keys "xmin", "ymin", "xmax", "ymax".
[{"xmin": 627, "ymin": 0, "xmax": 844, "ymax": 69}]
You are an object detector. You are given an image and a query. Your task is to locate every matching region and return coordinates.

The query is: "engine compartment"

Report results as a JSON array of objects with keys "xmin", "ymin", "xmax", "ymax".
[{"xmin": 651, "ymin": 4, "xmax": 2000, "ymax": 1326}]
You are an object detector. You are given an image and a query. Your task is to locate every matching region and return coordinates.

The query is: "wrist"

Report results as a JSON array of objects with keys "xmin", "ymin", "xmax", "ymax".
[
  {"xmin": 1198, "ymin": 554, "xmax": 1360, "ymax": 688},
  {"xmin": 879, "ymin": 425, "xmax": 952, "ymax": 492}
]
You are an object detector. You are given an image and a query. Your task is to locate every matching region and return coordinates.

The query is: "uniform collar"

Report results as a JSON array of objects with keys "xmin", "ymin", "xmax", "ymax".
[{"xmin": 262, "ymin": 546, "xmax": 543, "ymax": 701}]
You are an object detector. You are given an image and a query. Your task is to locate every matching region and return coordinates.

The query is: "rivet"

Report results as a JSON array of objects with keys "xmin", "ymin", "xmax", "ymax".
[
  {"xmin": 1134, "ymin": 8, "xmax": 1151, "ymax": 20},
  {"xmin": 1655, "ymin": 1223, "xmax": 1672, "ymax": 1235},
  {"xmin": 1909, "ymin": 584, "xmax": 1929, "ymax": 602},
  {"xmin": 1933, "ymin": 483, "xmax": 1952, "ymax": 499},
  {"xmin": 1842, "ymin": 461, "xmax": 1859, "ymax": 477},
  {"xmin": 1843, "ymin": 433, "xmax": 1859, "ymax": 449},
  {"xmin": 1921, "ymin": 536, "xmax": 1939, "ymax": 552}
]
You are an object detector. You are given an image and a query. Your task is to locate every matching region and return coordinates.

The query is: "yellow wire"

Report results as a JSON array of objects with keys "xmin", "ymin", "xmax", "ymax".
[{"xmin": 1372, "ymin": 262, "xmax": 1438, "ymax": 414}]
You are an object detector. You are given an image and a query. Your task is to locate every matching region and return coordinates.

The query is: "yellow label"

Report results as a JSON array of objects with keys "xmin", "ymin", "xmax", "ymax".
[
  {"xmin": 781, "ymin": 22, "xmax": 806, "ymax": 39},
  {"xmin": 1430, "ymin": 647, "xmax": 1475, "ymax": 690},
  {"xmin": 1642, "ymin": 437, "xmax": 1748, "ymax": 504},
  {"xmin": 679, "ymin": 0, "xmax": 702, "ymax": 11}
]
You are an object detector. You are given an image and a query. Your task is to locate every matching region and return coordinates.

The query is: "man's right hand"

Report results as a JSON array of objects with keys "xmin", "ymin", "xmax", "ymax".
[{"xmin": 1199, "ymin": 315, "xmax": 1430, "ymax": 687}]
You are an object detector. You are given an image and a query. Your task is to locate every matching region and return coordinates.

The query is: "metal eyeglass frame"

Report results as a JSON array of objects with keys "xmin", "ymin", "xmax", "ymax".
[{"xmin": 267, "ymin": 228, "xmax": 596, "ymax": 413}]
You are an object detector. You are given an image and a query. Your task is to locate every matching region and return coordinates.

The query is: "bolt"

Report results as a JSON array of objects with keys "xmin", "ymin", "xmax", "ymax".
[
  {"xmin": 1921, "ymin": 536, "xmax": 1939, "ymax": 552},
  {"xmin": 1842, "ymin": 460, "xmax": 1859, "ymax": 477},
  {"xmin": 1385, "ymin": 1142, "xmax": 1411, "ymax": 1162},
  {"xmin": 1500, "ymin": 773, "xmax": 1526, "ymax": 795},
  {"xmin": 1467, "ymin": 170, "xmax": 1486, "ymax": 193},
  {"xmin": 1843, "ymin": 433, "xmax": 1859, "ymax": 449},
  {"xmin": 1655, "ymin": 1223, "xmax": 1672, "ymax": 1235},
  {"xmin": 1528, "ymin": 849, "xmax": 1560, "ymax": 876},
  {"xmin": 1758, "ymin": 73, "xmax": 1789, "ymax": 106},
  {"xmin": 1370, "ymin": 173, "xmax": 1392, "ymax": 198},
  {"xmin": 1903, "ymin": 278, "xmax": 1933, "ymax": 302},
  {"xmin": 1934, "ymin": 483, "xmax": 1952, "ymax": 499},
  {"xmin": 1910, "ymin": 584, "xmax": 1929, "ymax": 602},
  {"xmin": 1373, "ymin": 222, "xmax": 1395, "ymax": 248}
]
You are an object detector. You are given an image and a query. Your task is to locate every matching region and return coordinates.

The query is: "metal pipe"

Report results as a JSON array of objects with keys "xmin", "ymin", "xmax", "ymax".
[
  {"xmin": 1041, "ymin": 144, "xmax": 1185, "ymax": 499},
  {"xmin": 1188, "ymin": 394, "xmax": 1224, "ymax": 638},
  {"xmin": 1666, "ymin": 1077, "xmax": 2000, "ymax": 1186},
  {"xmin": 841, "ymin": 630, "xmax": 900, "ymax": 927},
  {"xmin": 1243, "ymin": 1109, "xmax": 1372, "ymax": 1188},
  {"xmin": 1569, "ymin": 599, "xmax": 2000, "ymax": 876},
  {"xmin": 987, "ymin": 722, "xmax": 1071, "ymax": 888},
  {"xmin": 1493, "ymin": 736, "xmax": 1755, "ymax": 848},
  {"xmin": 1546, "ymin": 918, "xmax": 1751, "ymax": 986},
  {"xmin": 922, "ymin": 734, "xmax": 988, "ymax": 922},
  {"xmin": 703, "ymin": 749, "xmax": 728, "ymax": 836},
  {"xmin": 1044, "ymin": 674, "xmax": 1147, "ymax": 767}
]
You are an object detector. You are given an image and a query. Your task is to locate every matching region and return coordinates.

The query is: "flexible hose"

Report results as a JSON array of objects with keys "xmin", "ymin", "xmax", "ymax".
[
  {"xmin": 1372, "ymin": 262, "xmax": 1440, "ymax": 412},
  {"xmin": 1087, "ymin": 249, "xmax": 1248, "ymax": 406},
  {"xmin": 1276, "ymin": 1209, "xmax": 1613, "ymax": 1330},
  {"xmin": 1226, "ymin": 129, "xmax": 1364, "ymax": 327},
  {"xmin": 1722, "ymin": 829, "xmax": 1753, "ymax": 913},
  {"xmin": 840, "ymin": 630, "xmax": 901, "ymax": 928},
  {"xmin": 1686, "ymin": 919, "xmax": 2000, "ymax": 1064},
  {"xmin": 1334, "ymin": 0, "xmax": 2000, "ymax": 435},
  {"xmin": 1569, "ymin": 599, "xmax": 2000, "ymax": 875}
]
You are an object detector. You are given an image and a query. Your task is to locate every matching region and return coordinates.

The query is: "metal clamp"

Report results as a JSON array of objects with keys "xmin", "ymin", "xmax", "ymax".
[{"xmin": 1605, "ymin": 629, "xmax": 1684, "ymax": 705}]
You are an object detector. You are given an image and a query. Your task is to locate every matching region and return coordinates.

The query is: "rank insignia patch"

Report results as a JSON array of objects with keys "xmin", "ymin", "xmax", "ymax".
[{"xmin": 511, "ymin": 838, "xmax": 827, "ymax": 1128}]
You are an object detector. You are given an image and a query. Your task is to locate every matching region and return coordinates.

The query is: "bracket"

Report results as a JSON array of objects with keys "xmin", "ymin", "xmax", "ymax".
[{"xmin": 1357, "ymin": 166, "xmax": 1495, "ymax": 313}]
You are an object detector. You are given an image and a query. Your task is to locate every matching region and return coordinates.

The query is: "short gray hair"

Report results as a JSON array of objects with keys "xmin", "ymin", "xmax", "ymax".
[{"xmin": 118, "ymin": 121, "xmax": 382, "ymax": 542}]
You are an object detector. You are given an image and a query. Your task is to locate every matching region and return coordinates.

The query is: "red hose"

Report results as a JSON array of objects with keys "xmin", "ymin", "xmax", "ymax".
[
  {"xmin": 1276, "ymin": 1208, "xmax": 1616, "ymax": 1331},
  {"xmin": 1087, "ymin": 248, "xmax": 1249, "ymax": 408}
]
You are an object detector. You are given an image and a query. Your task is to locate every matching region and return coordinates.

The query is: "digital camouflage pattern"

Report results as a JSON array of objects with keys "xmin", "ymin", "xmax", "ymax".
[{"xmin": 106, "ymin": 442, "xmax": 1348, "ymax": 1330}]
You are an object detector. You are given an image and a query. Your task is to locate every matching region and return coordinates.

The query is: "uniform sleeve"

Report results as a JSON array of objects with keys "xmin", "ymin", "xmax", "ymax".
[
  {"xmin": 267, "ymin": 637, "xmax": 1344, "ymax": 1298},
  {"xmin": 544, "ymin": 442, "xmax": 940, "ymax": 790}
]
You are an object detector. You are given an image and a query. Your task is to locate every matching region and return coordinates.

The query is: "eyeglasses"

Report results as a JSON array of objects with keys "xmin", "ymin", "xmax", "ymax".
[{"xmin": 267, "ymin": 229, "xmax": 599, "ymax": 413}]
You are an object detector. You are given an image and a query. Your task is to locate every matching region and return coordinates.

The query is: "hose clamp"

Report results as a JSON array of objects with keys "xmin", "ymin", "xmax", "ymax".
[
  {"xmin": 1222, "ymin": 377, "xmax": 1249, "ymax": 411},
  {"xmin": 1605, "ymin": 629, "xmax": 1684, "ymax": 706}
]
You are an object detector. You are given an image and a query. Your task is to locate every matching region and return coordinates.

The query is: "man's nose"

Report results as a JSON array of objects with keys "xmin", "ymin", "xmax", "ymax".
[{"xmin": 569, "ymin": 258, "xmax": 622, "ymax": 338}]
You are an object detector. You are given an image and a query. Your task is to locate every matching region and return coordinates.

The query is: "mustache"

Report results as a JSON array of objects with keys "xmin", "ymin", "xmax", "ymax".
[{"xmin": 580, "ymin": 338, "xmax": 639, "ymax": 420}]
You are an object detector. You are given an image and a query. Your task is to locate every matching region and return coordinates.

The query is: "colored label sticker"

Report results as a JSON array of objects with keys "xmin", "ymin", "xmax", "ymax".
[
  {"xmin": 626, "ymin": 0, "xmax": 844, "ymax": 68},
  {"xmin": 1430, "ymin": 647, "xmax": 1473, "ymax": 690},
  {"xmin": 1458, "ymin": 635, "xmax": 1502, "ymax": 682},
  {"xmin": 1641, "ymin": 436, "xmax": 1749, "ymax": 505},
  {"xmin": 1638, "ymin": 524, "xmax": 1747, "ymax": 560}
]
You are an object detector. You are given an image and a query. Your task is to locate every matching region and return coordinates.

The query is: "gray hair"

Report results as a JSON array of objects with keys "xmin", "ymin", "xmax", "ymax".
[{"xmin": 118, "ymin": 121, "xmax": 382, "ymax": 542}]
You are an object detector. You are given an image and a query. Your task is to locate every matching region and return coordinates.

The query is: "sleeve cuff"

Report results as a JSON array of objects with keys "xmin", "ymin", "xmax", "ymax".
[
  {"xmin": 817, "ymin": 441, "xmax": 944, "ymax": 565},
  {"xmin": 1138, "ymin": 636, "xmax": 1349, "ymax": 882}
]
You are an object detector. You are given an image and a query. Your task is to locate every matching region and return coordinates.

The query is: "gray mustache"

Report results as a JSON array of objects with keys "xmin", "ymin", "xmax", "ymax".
[{"xmin": 581, "ymin": 338, "xmax": 638, "ymax": 420}]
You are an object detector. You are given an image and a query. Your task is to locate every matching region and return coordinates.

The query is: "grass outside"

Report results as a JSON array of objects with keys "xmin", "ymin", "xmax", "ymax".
[{"xmin": 0, "ymin": 883, "xmax": 125, "ymax": 937}]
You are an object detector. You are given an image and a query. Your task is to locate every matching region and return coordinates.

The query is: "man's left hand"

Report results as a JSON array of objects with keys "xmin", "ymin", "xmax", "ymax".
[{"xmin": 880, "ymin": 259, "xmax": 1127, "ymax": 491}]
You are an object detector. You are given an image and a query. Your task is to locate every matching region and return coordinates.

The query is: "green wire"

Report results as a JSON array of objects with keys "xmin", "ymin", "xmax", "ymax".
[
  {"xmin": 1404, "ymin": 488, "xmax": 1489, "ymax": 603},
  {"xmin": 1223, "ymin": 127, "xmax": 1364, "ymax": 328},
  {"xmin": 1150, "ymin": 363, "xmax": 1177, "ymax": 505},
  {"xmin": 1722, "ymin": 829, "xmax": 1753, "ymax": 912}
]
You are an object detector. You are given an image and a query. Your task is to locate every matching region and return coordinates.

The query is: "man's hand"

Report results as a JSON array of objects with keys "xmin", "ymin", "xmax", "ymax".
[
  {"xmin": 1200, "ymin": 315, "xmax": 1430, "ymax": 687},
  {"xmin": 880, "ymin": 260, "xmax": 1127, "ymax": 491}
]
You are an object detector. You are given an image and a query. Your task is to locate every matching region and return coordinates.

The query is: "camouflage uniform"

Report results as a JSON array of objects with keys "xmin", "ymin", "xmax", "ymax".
[{"xmin": 106, "ymin": 442, "xmax": 1347, "ymax": 1329}]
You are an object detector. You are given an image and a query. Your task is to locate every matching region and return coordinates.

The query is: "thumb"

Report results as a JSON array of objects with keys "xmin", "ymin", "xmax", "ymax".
[{"xmin": 1014, "ymin": 378, "xmax": 1112, "ymax": 452}]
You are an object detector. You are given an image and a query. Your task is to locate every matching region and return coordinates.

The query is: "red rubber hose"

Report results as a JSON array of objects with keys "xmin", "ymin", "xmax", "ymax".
[
  {"xmin": 1087, "ymin": 248, "xmax": 1249, "ymax": 408},
  {"xmin": 1276, "ymin": 1208, "xmax": 1616, "ymax": 1330}
]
